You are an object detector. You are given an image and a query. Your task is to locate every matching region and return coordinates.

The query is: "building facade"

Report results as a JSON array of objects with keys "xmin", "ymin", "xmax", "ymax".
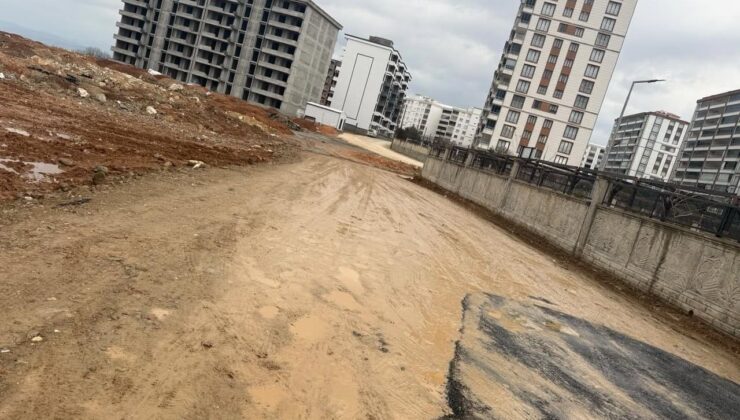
[
  {"xmin": 320, "ymin": 58, "xmax": 340, "ymax": 106},
  {"xmin": 580, "ymin": 143, "xmax": 605, "ymax": 169},
  {"xmin": 603, "ymin": 111, "xmax": 688, "ymax": 181},
  {"xmin": 112, "ymin": 0, "xmax": 341, "ymax": 116},
  {"xmin": 478, "ymin": 0, "xmax": 637, "ymax": 166},
  {"xmin": 399, "ymin": 95, "xmax": 443, "ymax": 139},
  {"xmin": 330, "ymin": 35, "xmax": 411, "ymax": 137},
  {"xmin": 671, "ymin": 89, "xmax": 740, "ymax": 194},
  {"xmin": 399, "ymin": 96, "xmax": 482, "ymax": 147}
]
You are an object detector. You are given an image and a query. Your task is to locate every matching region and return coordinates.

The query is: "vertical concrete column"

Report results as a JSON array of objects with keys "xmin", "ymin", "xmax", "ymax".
[
  {"xmin": 498, "ymin": 160, "xmax": 520, "ymax": 210},
  {"xmin": 574, "ymin": 176, "xmax": 610, "ymax": 256},
  {"xmin": 464, "ymin": 150, "xmax": 476, "ymax": 167},
  {"xmin": 442, "ymin": 147, "xmax": 452, "ymax": 161}
]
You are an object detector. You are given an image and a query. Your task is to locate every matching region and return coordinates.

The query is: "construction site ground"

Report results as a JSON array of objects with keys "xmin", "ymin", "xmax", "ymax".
[{"xmin": 1, "ymin": 33, "xmax": 739, "ymax": 418}]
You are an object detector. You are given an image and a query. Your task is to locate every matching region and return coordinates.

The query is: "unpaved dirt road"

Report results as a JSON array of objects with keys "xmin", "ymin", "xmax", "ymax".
[{"xmin": 1, "ymin": 152, "xmax": 738, "ymax": 419}]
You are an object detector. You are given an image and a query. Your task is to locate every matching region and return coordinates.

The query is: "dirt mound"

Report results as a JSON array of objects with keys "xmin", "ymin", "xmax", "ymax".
[
  {"xmin": 292, "ymin": 117, "xmax": 340, "ymax": 137},
  {"xmin": 0, "ymin": 31, "xmax": 299, "ymax": 201}
]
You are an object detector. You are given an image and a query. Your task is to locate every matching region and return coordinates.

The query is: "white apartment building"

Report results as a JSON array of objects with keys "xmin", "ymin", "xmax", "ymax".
[
  {"xmin": 399, "ymin": 96, "xmax": 482, "ymax": 146},
  {"xmin": 580, "ymin": 143, "xmax": 605, "ymax": 169},
  {"xmin": 478, "ymin": 0, "xmax": 637, "ymax": 166},
  {"xmin": 330, "ymin": 35, "xmax": 411, "ymax": 137},
  {"xmin": 671, "ymin": 89, "xmax": 740, "ymax": 194},
  {"xmin": 603, "ymin": 111, "xmax": 688, "ymax": 181},
  {"xmin": 399, "ymin": 95, "xmax": 444, "ymax": 138}
]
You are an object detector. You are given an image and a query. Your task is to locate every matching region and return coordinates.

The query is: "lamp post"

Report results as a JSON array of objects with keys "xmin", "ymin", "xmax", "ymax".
[{"xmin": 599, "ymin": 79, "xmax": 666, "ymax": 172}]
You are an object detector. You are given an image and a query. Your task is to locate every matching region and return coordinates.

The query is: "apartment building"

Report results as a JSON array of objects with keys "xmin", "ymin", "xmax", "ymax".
[
  {"xmin": 478, "ymin": 0, "xmax": 637, "ymax": 166},
  {"xmin": 671, "ymin": 89, "xmax": 740, "ymax": 194},
  {"xmin": 399, "ymin": 96, "xmax": 482, "ymax": 146},
  {"xmin": 112, "ymin": 0, "xmax": 341, "ymax": 116},
  {"xmin": 580, "ymin": 142, "xmax": 604, "ymax": 169},
  {"xmin": 320, "ymin": 58, "xmax": 340, "ymax": 106},
  {"xmin": 602, "ymin": 111, "xmax": 688, "ymax": 181},
  {"xmin": 330, "ymin": 35, "xmax": 412, "ymax": 137}
]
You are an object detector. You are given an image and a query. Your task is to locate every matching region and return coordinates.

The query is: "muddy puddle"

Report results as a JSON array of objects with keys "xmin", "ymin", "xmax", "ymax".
[{"xmin": 0, "ymin": 158, "xmax": 62, "ymax": 181}]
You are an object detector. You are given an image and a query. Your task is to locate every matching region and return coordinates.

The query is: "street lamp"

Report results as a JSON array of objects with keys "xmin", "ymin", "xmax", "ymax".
[{"xmin": 599, "ymin": 79, "xmax": 666, "ymax": 172}]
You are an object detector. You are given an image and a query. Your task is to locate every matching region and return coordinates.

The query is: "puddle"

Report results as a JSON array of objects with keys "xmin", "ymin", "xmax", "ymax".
[{"xmin": 0, "ymin": 158, "xmax": 63, "ymax": 181}]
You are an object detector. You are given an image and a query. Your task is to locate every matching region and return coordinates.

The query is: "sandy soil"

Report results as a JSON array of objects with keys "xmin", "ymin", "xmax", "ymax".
[
  {"xmin": 0, "ymin": 151, "xmax": 737, "ymax": 419},
  {"xmin": 338, "ymin": 133, "xmax": 423, "ymax": 168}
]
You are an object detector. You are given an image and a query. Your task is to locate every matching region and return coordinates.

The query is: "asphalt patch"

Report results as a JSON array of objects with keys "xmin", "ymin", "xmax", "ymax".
[{"xmin": 445, "ymin": 293, "xmax": 740, "ymax": 419}]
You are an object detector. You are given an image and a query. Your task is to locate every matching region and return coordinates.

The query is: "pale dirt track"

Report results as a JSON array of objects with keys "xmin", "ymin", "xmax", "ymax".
[{"xmin": 0, "ymin": 153, "xmax": 738, "ymax": 419}]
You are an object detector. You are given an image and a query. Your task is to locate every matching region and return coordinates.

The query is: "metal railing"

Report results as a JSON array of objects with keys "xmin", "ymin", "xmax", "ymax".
[{"xmin": 428, "ymin": 145, "xmax": 740, "ymax": 241}]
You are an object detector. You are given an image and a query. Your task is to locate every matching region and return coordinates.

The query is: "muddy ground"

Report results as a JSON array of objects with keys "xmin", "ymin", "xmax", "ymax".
[{"xmin": 1, "ymin": 147, "xmax": 738, "ymax": 418}]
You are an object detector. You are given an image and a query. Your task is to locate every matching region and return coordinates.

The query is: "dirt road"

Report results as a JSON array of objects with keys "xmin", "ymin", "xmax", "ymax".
[{"xmin": 0, "ymin": 153, "xmax": 738, "ymax": 419}]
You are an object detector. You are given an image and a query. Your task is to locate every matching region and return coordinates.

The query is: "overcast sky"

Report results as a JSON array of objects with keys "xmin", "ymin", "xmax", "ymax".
[{"xmin": 1, "ymin": 0, "xmax": 739, "ymax": 145}]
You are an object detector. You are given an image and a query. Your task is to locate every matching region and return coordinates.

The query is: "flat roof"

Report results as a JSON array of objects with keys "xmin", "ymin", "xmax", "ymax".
[
  {"xmin": 616, "ymin": 111, "xmax": 690, "ymax": 125},
  {"xmin": 301, "ymin": 0, "xmax": 342, "ymax": 30},
  {"xmin": 697, "ymin": 88, "xmax": 740, "ymax": 103}
]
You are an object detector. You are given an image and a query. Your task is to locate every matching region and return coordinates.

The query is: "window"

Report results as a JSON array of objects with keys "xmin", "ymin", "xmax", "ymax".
[
  {"xmin": 542, "ymin": 69, "xmax": 553, "ymax": 79},
  {"xmin": 538, "ymin": 134, "xmax": 549, "ymax": 144},
  {"xmin": 537, "ymin": 85, "xmax": 548, "ymax": 94},
  {"xmin": 553, "ymin": 90, "xmax": 563, "ymax": 99},
  {"xmin": 574, "ymin": 95, "xmax": 589, "ymax": 109},
  {"xmin": 526, "ymin": 49, "xmax": 541, "ymax": 63},
  {"xmin": 558, "ymin": 140, "xmax": 574, "ymax": 154},
  {"xmin": 506, "ymin": 110, "xmax": 520, "ymax": 124},
  {"xmin": 601, "ymin": 17, "xmax": 616, "ymax": 32},
  {"xmin": 496, "ymin": 139, "xmax": 511, "ymax": 152},
  {"xmin": 527, "ymin": 115, "xmax": 538, "ymax": 125},
  {"xmin": 563, "ymin": 58, "xmax": 574, "ymax": 68},
  {"xmin": 579, "ymin": 79, "xmax": 595, "ymax": 94},
  {"xmin": 568, "ymin": 43, "xmax": 580, "ymax": 53},
  {"xmin": 554, "ymin": 155, "xmax": 569, "ymax": 164},
  {"xmin": 563, "ymin": 125, "xmax": 578, "ymax": 139},
  {"xmin": 531, "ymin": 33, "xmax": 546, "ymax": 48},
  {"xmin": 543, "ymin": 119, "xmax": 553, "ymax": 129},
  {"xmin": 584, "ymin": 64, "xmax": 600, "ymax": 78},
  {"xmin": 596, "ymin": 33, "xmax": 611, "ymax": 47},
  {"xmin": 579, "ymin": 11, "xmax": 590, "ymax": 22},
  {"xmin": 536, "ymin": 18, "xmax": 551, "ymax": 32},
  {"xmin": 590, "ymin": 48, "xmax": 605, "ymax": 63},
  {"xmin": 501, "ymin": 125, "xmax": 516, "ymax": 139},
  {"xmin": 547, "ymin": 54, "xmax": 558, "ymax": 64},
  {"xmin": 552, "ymin": 38, "xmax": 563, "ymax": 49},
  {"xmin": 549, "ymin": 104, "xmax": 559, "ymax": 114},
  {"xmin": 522, "ymin": 130, "xmax": 532, "ymax": 140},
  {"xmin": 521, "ymin": 64, "xmax": 536, "ymax": 78},
  {"xmin": 569, "ymin": 110, "xmax": 584, "ymax": 124},
  {"xmin": 606, "ymin": 1, "xmax": 622, "ymax": 16},
  {"xmin": 563, "ymin": 7, "xmax": 574, "ymax": 17},
  {"xmin": 511, "ymin": 95, "xmax": 526, "ymax": 109},
  {"xmin": 558, "ymin": 73, "xmax": 569, "ymax": 83},
  {"xmin": 516, "ymin": 79, "xmax": 531, "ymax": 93},
  {"xmin": 574, "ymin": 27, "xmax": 585, "ymax": 37},
  {"xmin": 541, "ymin": 2, "xmax": 556, "ymax": 17}
]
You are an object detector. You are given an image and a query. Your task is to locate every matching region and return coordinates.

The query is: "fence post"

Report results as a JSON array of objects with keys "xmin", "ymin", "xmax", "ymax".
[
  {"xmin": 499, "ymin": 159, "xmax": 520, "ymax": 210},
  {"xmin": 574, "ymin": 175, "xmax": 610, "ymax": 257}
]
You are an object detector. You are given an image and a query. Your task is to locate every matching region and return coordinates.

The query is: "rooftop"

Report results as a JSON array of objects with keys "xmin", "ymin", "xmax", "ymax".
[
  {"xmin": 616, "ymin": 111, "xmax": 689, "ymax": 125},
  {"xmin": 697, "ymin": 88, "xmax": 740, "ymax": 103}
]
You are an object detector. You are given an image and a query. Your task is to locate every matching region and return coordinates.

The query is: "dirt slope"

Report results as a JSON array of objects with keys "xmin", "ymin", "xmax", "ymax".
[
  {"xmin": 0, "ymin": 154, "xmax": 737, "ymax": 419},
  {"xmin": 0, "ymin": 31, "xmax": 299, "ymax": 201}
]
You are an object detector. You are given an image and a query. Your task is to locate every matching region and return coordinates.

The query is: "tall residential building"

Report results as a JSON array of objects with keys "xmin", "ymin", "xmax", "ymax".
[
  {"xmin": 330, "ymin": 35, "xmax": 411, "ymax": 137},
  {"xmin": 478, "ymin": 0, "xmax": 637, "ymax": 166},
  {"xmin": 112, "ymin": 0, "xmax": 342, "ymax": 116},
  {"xmin": 580, "ymin": 143, "xmax": 605, "ymax": 169},
  {"xmin": 602, "ymin": 111, "xmax": 688, "ymax": 181},
  {"xmin": 671, "ymin": 89, "xmax": 740, "ymax": 194},
  {"xmin": 399, "ymin": 96, "xmax": 482, "ymax": 146},
  {"xmin": 320, "ymin": 59, "xmax": 340, "ymax": 106},
  {"xmin": 399, "ymin": 95, "xmax": 444, "ymax": 139}
]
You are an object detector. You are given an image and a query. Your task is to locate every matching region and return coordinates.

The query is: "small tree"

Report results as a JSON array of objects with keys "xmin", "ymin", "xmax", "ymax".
[
  {"xmin": 406, "ymin": 127, "xmax": 423, "ymax": 141},
  {"xmin": 78, "ymin": 47, "xmax": 111, "ymax": 59},
  {"xmin": 395, "ymin": 127, "xmax": 408, "ymax": 140}
]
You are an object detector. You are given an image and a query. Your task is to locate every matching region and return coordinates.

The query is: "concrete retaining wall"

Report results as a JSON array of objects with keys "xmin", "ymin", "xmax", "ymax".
[
  {"xmin": 390, "ymin": 139, "xmax": 430, "ymax": 163},
  {"xmin": 422, "ymin": 156, "xmax": 740, "ymax": 338}
]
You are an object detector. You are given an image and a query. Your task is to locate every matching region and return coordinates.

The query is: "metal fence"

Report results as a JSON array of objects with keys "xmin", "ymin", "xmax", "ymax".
[
  {"xmin": 603, "ymin": 178, "xmax": 740, "ymax": 241},
  {"xmin": 429, "ymin": 145, "xmax": 740, "ymax": 241}
]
